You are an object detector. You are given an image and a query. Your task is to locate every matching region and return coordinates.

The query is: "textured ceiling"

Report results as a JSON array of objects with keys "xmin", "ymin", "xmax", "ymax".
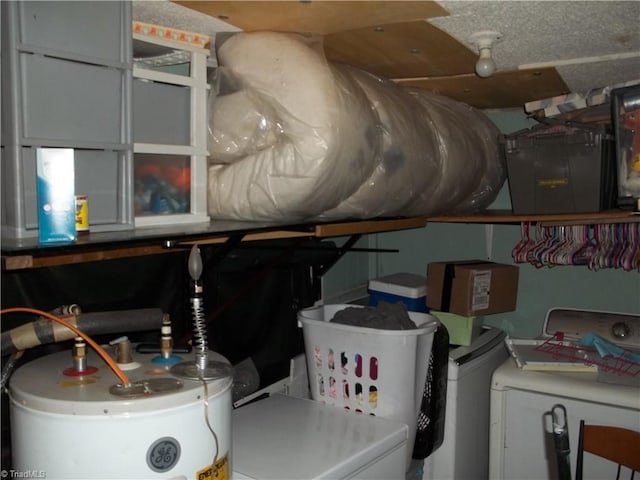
[
  {"xmin": 431, "ymin": 1, "xmax": 640, "ymax": 93},
  {"xmin": 132, "ymin": 0, "xmax": 640, "ymax": 111}
]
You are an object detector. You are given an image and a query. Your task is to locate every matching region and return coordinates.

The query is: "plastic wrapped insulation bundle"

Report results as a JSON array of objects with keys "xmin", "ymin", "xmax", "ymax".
[
  {"xmin": 208, "ymin": 88, "xmax": 282, "ymax": 165},
  {"xmin": 452, "ymin": 106, "xmax": 505, "ymax": 213},
  {"xmin": 403, "ymin": 89, "xmax": 504, "ymax": 216},
  {"xmin": 317, "ymin": 66, "xmax": 442, "ymax": 220},
  {"xmin": 207, "ymin": 32, "xmax": 505, "ymax": 221},
  {"xmin": 408, "ymin": 90, "xmax": 505, "ymax": 214},
  {"xmin": 207, "ymin": 32, "xmax": 381, "ymax": 221}
]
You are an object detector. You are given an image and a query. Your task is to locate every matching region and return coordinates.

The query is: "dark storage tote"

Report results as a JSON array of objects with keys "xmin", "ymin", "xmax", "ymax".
[
  {"xmin": 1, "ymin": 1, "xmax": 133, "ymax": 239},
  {"xmin": 502, "ymin": 123, "xmax": 617, "ymax": 215}
]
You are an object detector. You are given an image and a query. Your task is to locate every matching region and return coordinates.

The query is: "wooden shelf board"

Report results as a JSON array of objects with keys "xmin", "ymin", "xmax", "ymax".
[
  {"xmin": 2, "ymin": 244, "xmax": 173, "ymax": 271},
  {"xmin": 428, "ymin": 210, "xmax": 639, "ymax": 224},
  {"xmin": 314, "ymin": 216, "xmax": 428, "ymax": 237},
  {"xmin": 2, "ymin": 211, "xmax": 637, "ymax": 271}
]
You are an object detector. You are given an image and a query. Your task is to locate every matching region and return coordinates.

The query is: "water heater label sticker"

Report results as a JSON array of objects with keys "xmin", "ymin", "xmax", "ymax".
[
  {"xmin": 147, "ymin": 437, "xmax": 181, "ymax": 472},
  {"xmin": 196, "ymin": 454, "xmax": 228, "ymax": 480},
  {"xmin": 471, "ymin": 270, "xmax": 491, "ymax": 311}
]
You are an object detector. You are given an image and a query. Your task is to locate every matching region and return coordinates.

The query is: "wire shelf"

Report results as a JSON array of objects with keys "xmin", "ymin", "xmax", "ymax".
[{"xmin": 533, "ymin": 334, "xmax": 640, "ymax": 377}]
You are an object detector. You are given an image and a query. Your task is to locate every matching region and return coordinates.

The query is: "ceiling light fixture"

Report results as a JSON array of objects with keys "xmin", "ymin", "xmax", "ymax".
[{"xmin": 468, "ymin": 31, "xmax": 503, "ymax": 78}]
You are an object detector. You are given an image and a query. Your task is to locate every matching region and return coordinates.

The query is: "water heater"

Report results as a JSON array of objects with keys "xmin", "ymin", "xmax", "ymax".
[{"xmin": 9, "ymin": 345, "xmax": 232, "ymax": 480}]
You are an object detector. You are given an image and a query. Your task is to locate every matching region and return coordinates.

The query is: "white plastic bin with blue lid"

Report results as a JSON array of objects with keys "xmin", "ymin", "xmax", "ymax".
[
  {"xmin": 368, "ymin": 272, "xmax": 428, "ymax": 313},
  {"xmin": 298, "ymin": 303, "xmax": 438, "ymax": 470}
]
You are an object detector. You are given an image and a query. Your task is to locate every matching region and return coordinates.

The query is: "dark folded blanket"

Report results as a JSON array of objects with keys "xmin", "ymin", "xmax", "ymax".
[{"xmin": 330, "ymin": 302, "xmax": 417, "ymax": 330}]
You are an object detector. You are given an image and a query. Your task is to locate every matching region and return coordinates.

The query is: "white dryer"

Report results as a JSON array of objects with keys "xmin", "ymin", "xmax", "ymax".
[{"xmin": 489, "ymin": 309, "xmax": 640, "ymax": 480}]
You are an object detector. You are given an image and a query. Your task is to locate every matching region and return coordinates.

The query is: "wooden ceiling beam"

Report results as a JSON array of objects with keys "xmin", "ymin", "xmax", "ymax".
[{"xmin": 175, "ymin": 1, "xmax": 449, "ymax": 35}]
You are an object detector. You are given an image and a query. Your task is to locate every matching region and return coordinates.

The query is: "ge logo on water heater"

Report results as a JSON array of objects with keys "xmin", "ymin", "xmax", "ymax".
[{"xmin": 147, "ymin": 437, "xmax": 181, "ymax": 472}]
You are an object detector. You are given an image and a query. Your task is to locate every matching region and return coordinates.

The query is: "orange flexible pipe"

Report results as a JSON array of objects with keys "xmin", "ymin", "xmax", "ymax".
[{"xmin": 1, "ymin": 307, "xmax": 130, "ymax": 386}]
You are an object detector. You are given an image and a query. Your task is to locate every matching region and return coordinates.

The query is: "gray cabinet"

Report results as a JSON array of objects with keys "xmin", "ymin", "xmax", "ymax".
[{"xmin": 1, "ymin": 1, "xmax": 133, "ymax": 238}]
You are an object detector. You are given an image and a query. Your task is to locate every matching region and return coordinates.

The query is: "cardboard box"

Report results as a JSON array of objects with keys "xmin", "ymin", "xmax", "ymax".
[
  {"xmin": 36, "ymin": 148, "xmax": 76, "ymax": 243},
  {"xmin": 426, "ymin": 261, "xmax": 518, "ymax": 316}
]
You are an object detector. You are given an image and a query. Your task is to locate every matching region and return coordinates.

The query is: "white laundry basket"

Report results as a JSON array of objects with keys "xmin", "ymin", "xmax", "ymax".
[{"xmin": 298, "ymin": 304, "xmax": 438, "ymax": 469}]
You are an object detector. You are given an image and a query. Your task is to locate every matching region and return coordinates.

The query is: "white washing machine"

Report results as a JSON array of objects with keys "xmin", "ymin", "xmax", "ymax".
[
  {"xmin": 422, "ymin": 326, "xmax": 508, "ymax": 480},
  {"xmin": 489, "ymin": 309, "xmax": 640, "ymax": 480},
  {"xmin": 232, "ymin": 394, "xmax": 409, "ymax": 479}
]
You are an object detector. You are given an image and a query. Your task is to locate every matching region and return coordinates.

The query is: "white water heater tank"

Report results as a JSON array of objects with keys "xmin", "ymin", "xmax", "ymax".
[{"xmin": 9, "ymin": 347, "xmax": 232, "ymax": 480}]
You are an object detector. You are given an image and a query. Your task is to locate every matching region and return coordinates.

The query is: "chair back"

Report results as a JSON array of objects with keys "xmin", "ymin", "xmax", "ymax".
[{"xmin": 576, "ymin": 420, "xmax": 640, "ymax": 480}]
